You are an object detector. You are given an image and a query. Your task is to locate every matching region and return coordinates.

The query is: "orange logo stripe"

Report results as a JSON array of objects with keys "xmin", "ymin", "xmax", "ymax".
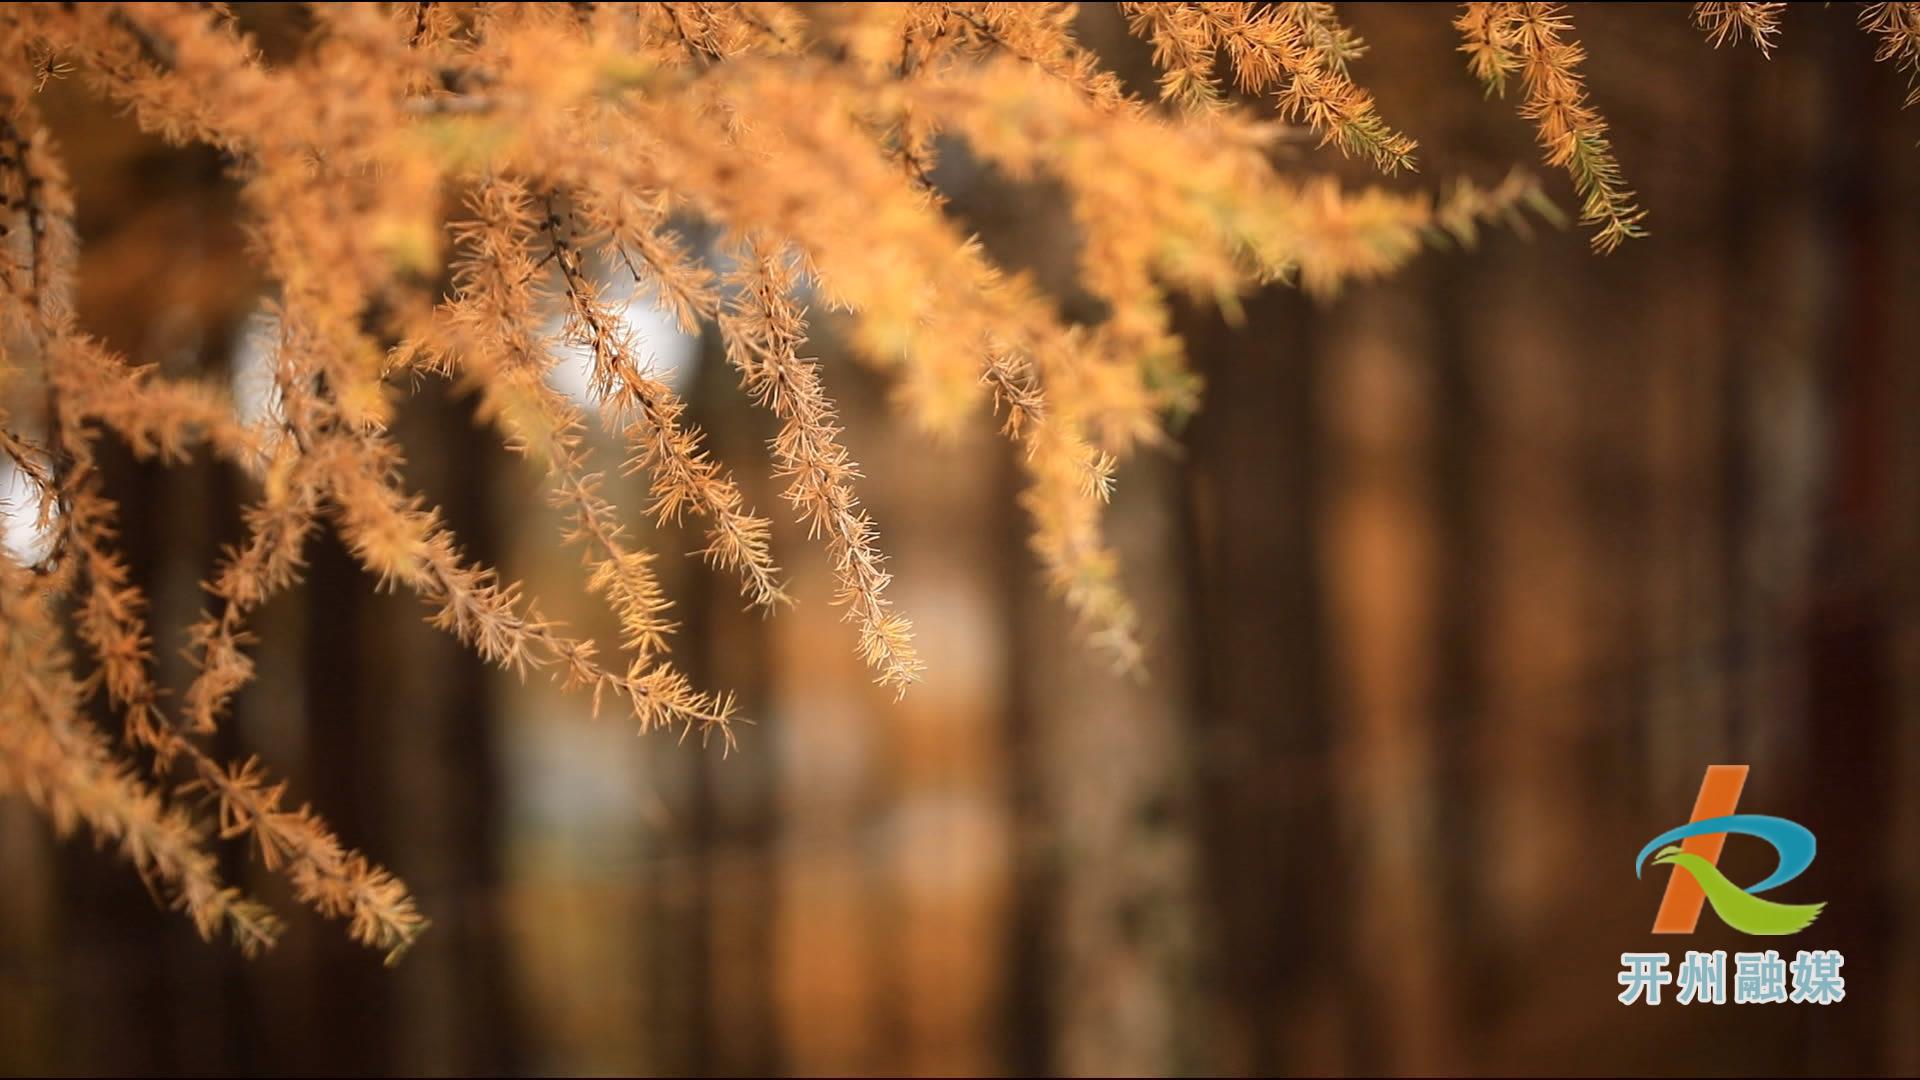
[{"xmin": 1652, "ymin": 764, "xmax": 1749, "ymax": 933}]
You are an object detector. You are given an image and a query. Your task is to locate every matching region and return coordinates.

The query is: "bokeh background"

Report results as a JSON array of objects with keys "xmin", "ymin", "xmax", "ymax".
[{"xmin": 2, "ymin": 3, "xmax": 1918, "ymax": 1075}]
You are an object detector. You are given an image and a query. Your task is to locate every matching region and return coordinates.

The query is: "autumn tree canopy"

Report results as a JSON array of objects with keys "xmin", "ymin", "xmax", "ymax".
[{"xmin": 0, "ymin": 1, "xmax": 1914, "ymax": 964}]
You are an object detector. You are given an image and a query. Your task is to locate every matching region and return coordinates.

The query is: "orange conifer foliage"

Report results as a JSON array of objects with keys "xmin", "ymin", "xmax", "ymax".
[{"xmin": 0, "ymin": 2, "xmax": 1907, "ymax": 958}]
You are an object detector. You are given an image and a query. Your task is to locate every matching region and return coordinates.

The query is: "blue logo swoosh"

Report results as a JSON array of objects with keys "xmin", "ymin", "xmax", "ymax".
[{"xmin": 1634, "ymin": 814, "xmax": 1815, "ymax": 894}]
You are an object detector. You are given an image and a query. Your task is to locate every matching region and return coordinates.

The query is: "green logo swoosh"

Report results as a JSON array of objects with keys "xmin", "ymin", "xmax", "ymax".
[{"xmin": 1652, "ymin": 845, "xmax": 1826, "ymax": 936}]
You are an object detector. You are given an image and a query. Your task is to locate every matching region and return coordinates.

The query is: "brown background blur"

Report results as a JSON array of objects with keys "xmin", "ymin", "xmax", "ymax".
[{"xmin": 2, "ymin": 4, "xmax": 1918, "ymax": 1076}]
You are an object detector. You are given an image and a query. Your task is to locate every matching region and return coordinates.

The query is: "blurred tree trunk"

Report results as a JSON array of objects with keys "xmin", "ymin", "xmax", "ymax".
[
  {"xmin": 1886, "ymin": 108, "xmax": 1920, "ymax": 1077},
  {"xmin": 40, "ymin": 86, "xmax": 258, "ymax": 1074},
  {"xmin": 763, "ymin": 352, "xmax": 1017, "ymax": 1074},
  {"xmin": 1799, "ymin": 20, "xmax": 1908, "ymax": 1072},
  {"xmin": 49, "ymin": 443, "xmax": 188, "ymax": 1073},
  {"xmin": 1180, "ymin": 295, "xmax": 1348, "ymax": 1075},
  {"xmin": 0, "ymin": 804, "xmax": 56, "ymax": 1073},
  {"xmin": 298, "ymin": 364, "xmax": 523, "ymax": 1075},
  {"xmin": 1319, "ymin": 287, "xmax": 1454, "ymax": 1072},
  {"xmin": 879, "ymin": 418, "xmax": 1015, "ymax": 1077},
  {"xmin": 765, "ymin": 363, "xmax": 889, "ymax": 1074},
  {"xmin": 384, "ymin": 382, "xmax": 526, "ymax": 1075},
  {"xmin": 1021, "ymin": 453, "xmax": 1200, "ymax": 1078},
  {"xmin": 299, "ymin": 527, "xmax": 394, "ymax": 1073},
  {"xmin": 1719, "ymin": 18, "xmax": 1825, "ymax": 778},
  {"xmin": 684, "ymin": 334, "xmax": 783, "ymax": 1077}
]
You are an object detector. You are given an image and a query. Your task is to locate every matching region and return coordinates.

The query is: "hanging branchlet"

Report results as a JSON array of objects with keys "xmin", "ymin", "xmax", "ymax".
[
  {"xmin": 573, "ymin": 186, "xmax": 722, "ymax": 336},
  {"xmin": 542, "ymin": 192, "xmax": 787, "ymax": 612},
  {"xmin": 1121, "ymin": 2, "xmax": 1419, "ymax": 173},
  {"xmin": 719, "ymin": 240, "xmax": 923, "ymax": 694},
  {"xmin": 317, "ymin": 420, "xmax": 741, "ymax": 741},
  {"xmin": 0, "ymin": 551, "xmax": 284, "ymax": 956},
  {"xmin": 1692, "ymin": 3, "xmax": 1788, "ymax": 56},
  {"xmin": 181, "ymin": 440, "xmax": 324, "ymax": 734},
  {"xmin": 981, "ymin": 347, "xmax": 1138, "ymax": 672},
  {"xmin": 59, "ymin": 438, "xmax": 426, "ymax": 961},
  {"xmin": 0, "ymin": 72, "xmax": 414, "ymax": 959},
  {"xmin": 431, "ymin": 180, "xmax": 684, "ymax": 666},
  {"xmin": 1458, "ymin": 2, "xmax": 1646, "ymax": 252},
  {"xmin": 1861, "ymin": 3, "xmax": 1920, "ymax": 108}
]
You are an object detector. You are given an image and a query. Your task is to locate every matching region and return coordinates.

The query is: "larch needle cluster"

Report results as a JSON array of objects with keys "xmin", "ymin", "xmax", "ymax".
[{"xmin": 0, "ymin": 3, "xmax": 1912, "ymax": 961}]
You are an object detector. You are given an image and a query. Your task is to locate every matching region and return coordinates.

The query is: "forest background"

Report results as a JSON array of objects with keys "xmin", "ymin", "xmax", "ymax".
[{"xmin": 1, "ymin": 2, "xmax": 1918, "ymax": 1076}]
